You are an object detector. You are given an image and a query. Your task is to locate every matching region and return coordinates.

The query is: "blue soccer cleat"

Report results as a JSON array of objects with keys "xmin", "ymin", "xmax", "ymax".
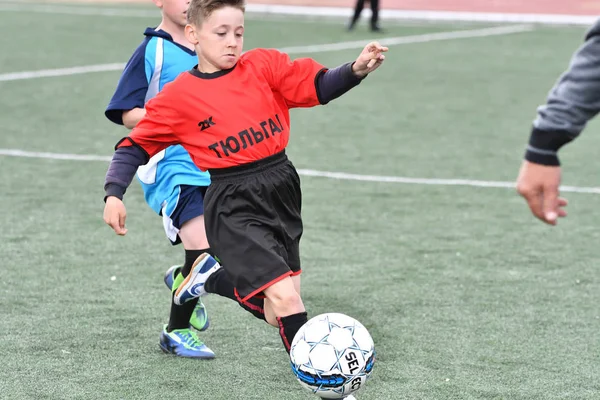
[
  {"xmin": 159, "ymin": 325, "xmax": 215, "ymax": 359},
  {"xmin": 174, "ymin": 253, "xmax": 221, "ymax": 305},
  {"xmin": 164, "ymin": 265, "xmax": 210, "ymax": 332},
  {"xmin": 164, "ymin": 265, "xmax": 179, "ymax": 290}
]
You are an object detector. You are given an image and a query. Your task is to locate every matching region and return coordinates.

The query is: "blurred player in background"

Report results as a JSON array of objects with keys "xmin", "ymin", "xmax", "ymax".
[
  {"xmin": 516, "ymin": 19, "xmax": 600, "ymax": 225},
  {"xmin": 348, "ymin": 0, "xmax": 383, "ymax": 32}
]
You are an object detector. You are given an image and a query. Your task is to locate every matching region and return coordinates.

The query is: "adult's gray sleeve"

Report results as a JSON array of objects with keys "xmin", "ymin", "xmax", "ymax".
[{"xmin": 525, "ymin": 19, "xmax": 600, "ymax": 165}]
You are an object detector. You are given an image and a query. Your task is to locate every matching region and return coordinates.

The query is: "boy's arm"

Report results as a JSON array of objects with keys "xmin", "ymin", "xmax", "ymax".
[
  {"xmin": 314, "ymin": 62, "xmax": 364, "ymax": 105},
  {"xmin": 103, "ymin": 99, "xmax": 179, "ymax": 235},
  {"xmin": 104, "ymin": 99, "xmax": 179, "ymax": 200},
  {"xmin": 122, "ymin": 108, "xmax": 147, "ymax": 129},
  {"xmin": 262, "ymin": 42, "xmax": 387, "ymax": 108},
  {"xmin": 104, "ymin": 142, "xmax": 149, "ymax": 201},
  {"xmin": 105, "ymin": 46, "xmax": 150, "ymax": 126},
  {"xmin": 525, "ymin": 20, "xmax": 600, "ymax": 166},
  {"xmin": 261, "ymin": 49, "xmax": 326, "ymax": 108},
  {"xmin": 103, "ymin": 142, "xmax": 149, "ymax": 235}
]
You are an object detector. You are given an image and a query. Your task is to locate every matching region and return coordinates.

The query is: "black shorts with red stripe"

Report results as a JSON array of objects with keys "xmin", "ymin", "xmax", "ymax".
[{"xmin": 204, "ymin": 150, "xmax": 303, "ymax": 302}]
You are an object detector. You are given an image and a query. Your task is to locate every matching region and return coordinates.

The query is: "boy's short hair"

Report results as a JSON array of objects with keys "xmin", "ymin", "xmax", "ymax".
[{"xmin": 187, "ymin": 0, "xmax": 246, "ymax": 26}]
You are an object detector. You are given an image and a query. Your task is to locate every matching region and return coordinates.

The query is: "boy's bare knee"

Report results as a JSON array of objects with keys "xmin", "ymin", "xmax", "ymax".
[
  {"xmin": 264, "ymin": 280, "xmax": 304, "ymax": 317},
  {"xmin": 268, "ymin": 291, "xmax": 302, "ymax": 309}
]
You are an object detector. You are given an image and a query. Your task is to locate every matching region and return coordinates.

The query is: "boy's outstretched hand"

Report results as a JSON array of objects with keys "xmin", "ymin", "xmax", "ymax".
[
  {"xmin": 352, "ymin": 41, "xmax": 388, "ymax": 78},
  {"xmin": 104, "ymin": 196, "xmax": 128, "ymax": 236}
]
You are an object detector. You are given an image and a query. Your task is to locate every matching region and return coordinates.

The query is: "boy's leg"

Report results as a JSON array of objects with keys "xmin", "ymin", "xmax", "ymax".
[
  {"xmin": 202, "ymin": 153, "xmax": 308, "ymax": 353},
  {"xmin": 159, "ymin": 187, "xmax": 215, "ymax": 359},
  {"xmin": 160, "ymin": 243, "xmax": 215, "ymax": 359},
  {"xmin": 264, "ymin": 274, "xmax": 301, "ymax": 327},
  {"xmin": 161, "ymin": 185, "xmax": 211, "ymax": 333},
  {"xmin": 167, "ymin": 215, "xmax": 210, "ymax": 332},
  {"xmin": 204, "ymin": 268, "xmax": 267, "ymax": 321},
  {"xmin": 292, "ymin": 274, "xmax": 301, "ymax": 295},
  {"xmin": 263, "ymin": 276, "xmax": 308, "ymax": 353},
  {"xmin": 183, "ymin": 262, "xmax": 306, "ymax": 353}
]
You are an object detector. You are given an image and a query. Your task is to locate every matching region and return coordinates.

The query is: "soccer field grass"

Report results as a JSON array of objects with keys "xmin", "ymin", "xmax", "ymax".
[{"xmin": 1, "ymin": 2, "xmax": 599, "ymax": 399}]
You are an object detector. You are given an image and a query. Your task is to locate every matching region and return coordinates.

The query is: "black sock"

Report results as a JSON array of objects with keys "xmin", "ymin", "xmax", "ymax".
[
  {"xmin": 276, "ymin": 312, "xmax": 308, "ymax": 353},
  {"xmin": 181, "ymin": 249, "xmax": 206, "ymax": 277},
  {"xmin": 204, "ymin": 268, "xmax": 235, "ymax": 300},
  {"xmin": 167, "ymin": 249, "xmax": 206, "ymax": 332},
  {"xmin": 205, "ymin": 268, "xmax": 266, "ymax": 321}
]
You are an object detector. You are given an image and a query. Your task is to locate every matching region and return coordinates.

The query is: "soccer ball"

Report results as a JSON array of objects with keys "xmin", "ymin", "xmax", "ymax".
[{"xmin": 289, "ymin": 313, "xmax": 375, "ymax": 399}]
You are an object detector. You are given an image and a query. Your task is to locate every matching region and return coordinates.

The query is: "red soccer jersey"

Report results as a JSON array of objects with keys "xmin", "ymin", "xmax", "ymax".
[{"xmin": 118, "ymin": 48, "xmax": 326, "ymax": 170}]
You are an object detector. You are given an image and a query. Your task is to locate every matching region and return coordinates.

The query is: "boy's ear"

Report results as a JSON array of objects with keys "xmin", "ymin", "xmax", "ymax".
[
  {"xmin": 152, "ymin": 0, "xmax": 163, "ymax": 8},
  {"xmin": 185, "ymin": 24, "xmax": 199, "ymax": 45}
]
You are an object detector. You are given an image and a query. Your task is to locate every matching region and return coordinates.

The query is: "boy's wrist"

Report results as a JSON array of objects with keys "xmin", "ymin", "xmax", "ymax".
[
  {"xmin": 104, "ymin": 183, "xmax": 125, "ymax": 202},
  {"xmin": 351, "ymin": 62, "xmax": 367, "ymax": 79}
]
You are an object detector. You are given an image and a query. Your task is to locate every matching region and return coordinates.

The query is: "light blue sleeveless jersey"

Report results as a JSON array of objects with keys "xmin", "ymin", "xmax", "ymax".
[{"xmin": 105, "ymin": 28, "xmax": 211, "ymax": 217}]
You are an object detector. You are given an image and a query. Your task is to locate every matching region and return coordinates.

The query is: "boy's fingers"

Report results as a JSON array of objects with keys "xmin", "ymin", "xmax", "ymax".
[
  {"xmin": 116, "ymin": 211, "xmax": 127, "ymax": 235},
  {"xmin": 365, "ymin": 42, "xmax": 386, "ymax": 53},
  {"xmin": 108, "ymin": 218, "xmax": 121, "ymax": 233},
  {"xmin": 113, "ymin": 221, "xmax": 127, "ymax": 235},
  {"xmin": 119, "ymin": 212, "xmax": 126, "ymax": 230},
  {"xmin": 104, "ymin": 212, "xmax": 126, "ymax": 235}
]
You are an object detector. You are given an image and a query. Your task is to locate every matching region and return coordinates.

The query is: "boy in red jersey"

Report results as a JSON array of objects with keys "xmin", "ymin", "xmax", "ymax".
[{"xmin": 103, "ymin": 0, "xmax": 387, "ymax": 355}]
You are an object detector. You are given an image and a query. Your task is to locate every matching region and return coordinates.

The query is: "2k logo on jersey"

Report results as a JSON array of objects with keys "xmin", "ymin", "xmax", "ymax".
[{"xmin": 198, "ymin": 116, "xmax": 215, "ymax": 131}]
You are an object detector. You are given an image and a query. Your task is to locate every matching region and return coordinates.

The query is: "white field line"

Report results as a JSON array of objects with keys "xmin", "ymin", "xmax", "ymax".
[
  {"xmin": 0, "ymin": 63, "xmax": 127, "ymax": 82},
  {"xmin": 0, "ymin": 2, "xmax": 596, "ymax": 25},
  {"xmin": 0, "ymin": 149, "xmax": 112, "ymax": 162},
  {"xmin": 277, "ymin": 24, "xmax": 532, "ymax": 53},
  {"xmin": 1, "ymin": 148, "xmax": 599, "ymax": 194},
  {"xmin": 0, "ymin": 24, "xmax": 533, "ymax": 82},
  {"xmin": 0, "ymin": 2, "xmax": 157, "ymax": 17},
  {"xmin": 0, "ymin": 2, "xmax": 348, "ymax": 22},
  {"xmin": 246, "ymin": 4, "xmax": 598, "ymax": 26}
]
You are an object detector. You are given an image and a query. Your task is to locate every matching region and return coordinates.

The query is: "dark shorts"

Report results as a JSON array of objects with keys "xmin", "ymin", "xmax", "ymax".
[
  {"xmin": 204, "ymin": 151, "xmax": 303, "ymax": 302},
  {"xmin": 165, "ymin": 185, "xmax": 207, "ymax": 245}
]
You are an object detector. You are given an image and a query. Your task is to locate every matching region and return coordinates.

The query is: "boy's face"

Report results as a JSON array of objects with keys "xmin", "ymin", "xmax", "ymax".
[
  {"xmin": 155, "ymin": 0, "xmax": 190, "ymax": 28},
  {"xmin": 186, "ymin": 6, "xmax": 244, "ymax": 72}
]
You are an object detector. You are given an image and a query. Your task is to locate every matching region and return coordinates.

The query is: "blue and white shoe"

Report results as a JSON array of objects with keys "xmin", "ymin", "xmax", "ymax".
[
  {"xmin": 159, "ymin": 325, "xmax": 215, "ymax": 359},
  {"xmin": 164, "ymin": 265, "xmax": 179, "ymax": 290},
  {"xmin": 174, "ymin": 253, "xmax": 221, "ymax": 305},
  {"xmin": 164, "ymin": 265, "xmax": 210, "ymax": 332}
]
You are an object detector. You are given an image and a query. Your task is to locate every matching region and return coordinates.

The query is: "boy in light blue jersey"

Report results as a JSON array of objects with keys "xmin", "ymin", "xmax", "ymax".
[{"xmin": 105, "ymin": 0, "xmax": 215, "ymax": 358}]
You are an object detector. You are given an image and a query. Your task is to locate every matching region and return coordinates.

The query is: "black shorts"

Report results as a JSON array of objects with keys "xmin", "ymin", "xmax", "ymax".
[{"xmin": 204, "ymin": 151, "xmax": 303, "ymax": 302}]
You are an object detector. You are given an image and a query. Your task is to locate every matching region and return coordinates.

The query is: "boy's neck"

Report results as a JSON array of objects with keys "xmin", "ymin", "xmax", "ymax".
[
  {"xmin": 197, "ymin": 60, "xmax": 221, "ymax": 74},
  {"xmin": 156, "ymin": 19, "xmax": 194, "ymax": 51}
]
